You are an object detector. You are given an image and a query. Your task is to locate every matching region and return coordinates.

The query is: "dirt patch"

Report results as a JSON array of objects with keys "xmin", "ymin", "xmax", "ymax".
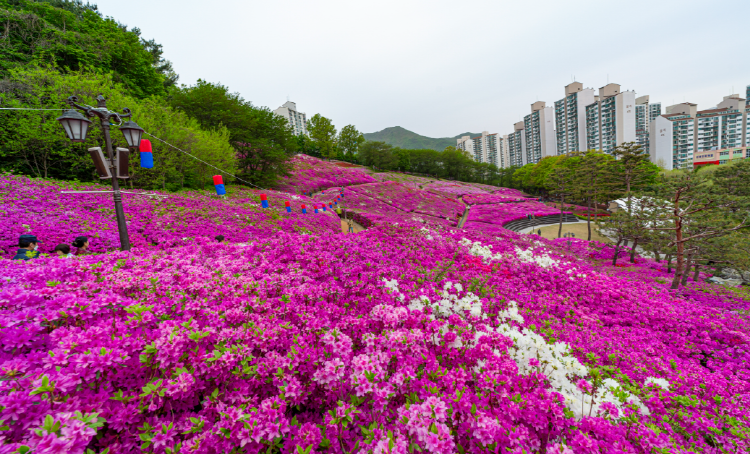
[{"xmin": 340, "ymin": 219, "xmax": 365, "ymax": 234}]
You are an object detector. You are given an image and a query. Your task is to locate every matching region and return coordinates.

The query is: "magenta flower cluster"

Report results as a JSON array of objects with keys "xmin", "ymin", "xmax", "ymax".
[
  {"xmin": 0, "ymin": 175, "xmax": 339, "ymax": 257},
  {"xmin": 1, "ymin": 218, "xmax": 748, "ymax": 453},
  {"xmin": 2, "ymin": 157, "xmax": 749, "ymax": 453},
  {"xmin": 463, "ymin": 193, "xmax": 532, "ymax": 205},
  {"xmin": 275, "ymin": 156, "xmax": 377, "ymax": 194},
  {"xmin": 467, "ymin": 201, "xmax": 568, "ymax": 227}
]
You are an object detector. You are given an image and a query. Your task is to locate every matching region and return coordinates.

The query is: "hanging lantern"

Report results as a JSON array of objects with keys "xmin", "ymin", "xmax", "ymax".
[
  {"xmin": 57, "ymin": 110, "xmax": 92, "ymax": 142},
  {"xmin": 285, "ymin": 200, "xmax": 291, "ymax": 213},
  {"xmin": 213, "ymin": 175, "xmax": 226, "ymax": 195},
  {"xmin": 139, "ymin": 139, "xmax": 154, "ymax": 168},
  {"xmin": 120, "ymin": 120, "xmax": 145, "ymax": 149},
  {"xmin": 301, "ymin": 204, "xmax": 307, "ymax": 214},
  {"xmin": 260, "ymin": 194, "xmax": 269, "ymax": 208},
  {"xmin": 314, "ymin": 205, "xmax": 319, "ymax": 213}
]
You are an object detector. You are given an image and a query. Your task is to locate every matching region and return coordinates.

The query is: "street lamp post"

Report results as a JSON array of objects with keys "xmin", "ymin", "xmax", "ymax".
[{"xmin": 57, "ymin": 95, "xmax": 144, "ymax": 251}]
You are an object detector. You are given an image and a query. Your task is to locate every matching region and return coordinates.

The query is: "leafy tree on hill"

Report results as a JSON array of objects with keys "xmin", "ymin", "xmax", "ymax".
[
  {"xmin": 605, "ymin": 142, "xmax": 659, "ymax": 210},
  {"xmin": 574, "ymin": 151, "xmax": 612, "ymax": 241},
  {"xmin": 640, "ymin": 172, "xmax": 750, "ymax": 289},
  {"xmin": 307, "ymin": 114, "xmax": 337, "ymax": 160},
  {"xmin": 337, "ymin": 125, "xmax": 364, "ymax": 161},
  {"xmin": 545, "ymin": 161, "xmax": 577, "ymax": 238},
  {"xmin": 169, "ymin": 80, "xmax": 296, "ymax": 188},
  {"xmin": 0, "ymin": 0, "xmax": 176, "ymax": 97}
]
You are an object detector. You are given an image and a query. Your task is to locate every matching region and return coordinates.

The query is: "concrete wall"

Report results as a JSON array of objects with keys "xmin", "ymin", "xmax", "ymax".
[
  {"xmin": 650, "ymin": 116, "xmax": 674, "ymax": 170},
  {"xmin": 617, "ymin": 91, "xmax": 637, "ymax": 144}
]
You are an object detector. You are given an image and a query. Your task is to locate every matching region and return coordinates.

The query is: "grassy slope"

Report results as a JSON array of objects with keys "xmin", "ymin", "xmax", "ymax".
[{"xmin": 363, "ymin": 126, "xmax": 478, "ymax": 151}]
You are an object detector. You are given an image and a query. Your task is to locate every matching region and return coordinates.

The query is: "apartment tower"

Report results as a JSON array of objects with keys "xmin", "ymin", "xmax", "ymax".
[
  {"xmin": 635, "ymin": 95, "xmax": 662, "ymax": 154},
  {"xmin": 456, "ymin": 131, "xmax": 503, "ymax": 167},
  {"xmin": 273, "ymin": 101, "xmax": 308, "ymax": 136},
  {"xmin": 584, "ymin": 84, "xmax": 637, "ymax": 154},
  {"xmin": 554, "ymin": 82, "xmax": 596, "ymax": 154},
  {"xmin": 523, "ymin": 101, "xmax": 557, "ymax": 164},
  {"xmin": 507, "ymin": 122, "xmax": 527, "ymax": 167}
]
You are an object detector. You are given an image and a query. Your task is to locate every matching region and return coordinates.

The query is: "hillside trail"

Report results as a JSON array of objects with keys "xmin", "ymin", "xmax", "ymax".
[
  {"xmin": 308, "ymin": 186, "xmax": 367, "ymax": 234},
  {"xmin": 457, "ymin": 195, "xmax": 470, "ymax": 229}
]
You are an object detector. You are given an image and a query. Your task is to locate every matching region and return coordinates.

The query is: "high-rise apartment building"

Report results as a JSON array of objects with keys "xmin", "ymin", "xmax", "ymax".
[
  {"xmin": 649, "ymin": 103, "xmax": 697, "ymax": 170},
  {"xmin": 273, "ymin": 101, "xmax": 308, "ymax": 136},
  {"xmin": 554, "ymin": 82, "xmax": 596, "ymax": 154},
  {"xmin": 746, "ymin": 85, "xmax": 750, "ymax": 106},
  {"xmin": 523, "ymin": 101, "xmax": 557, "ymax": 164},
  {"xmin": 695, "ymin": 95, "xmax": 745, "ymax": 153},
  {"xmin": 456, "ymin": 131, "xmax": 502, "ymax": 167},
  {"xmin": 584, "ymin": 84, "xmax": 636, "ymax": 154},
  {"xmin": 649, "ymin": 95, "xmax": 750, "ymax": 171},
  {"xmin": 635, "ymin": 95, "xmax": 661, "ymax": 154},
  {"xmin": 507, "ymin": 122, "xmax": 527, "ymax": 167},
  {"xmin": 500, "ymin": 134, "xmax": 510, "ymax": 168}
]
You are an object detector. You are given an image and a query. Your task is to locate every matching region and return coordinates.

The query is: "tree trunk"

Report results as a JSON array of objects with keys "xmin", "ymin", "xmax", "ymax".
[
  {"xmin": 666, "ymin": 254, "xmax": 672, "ymax": 273},
  {"xmin": 653, "ymin": 247, "xmax": 661, "ymax": 263},
  {"xmin": 629, "ymin": 238, "xmax": 639, "ymax": 263},
  {"xmin": 612, "ymin": 238, "xmax": 622, "ymax": 266},
  {"xmin": 693, "ymin": 264, "xmax": 701, "ymax": 281},
  {"xmin": 558, "ymin": 195, "xmax": 564, "ymax": 239},
  {"xmin": 671, "ymin": 241, "xmax": 685, "ymax": 290},
  {"xmin": 586, "ymin": 196, "xmax": 592, "ymax": 241},
  {"xmin": 681, "ymin": 252, "xmax": 694, "ymax": 286}
]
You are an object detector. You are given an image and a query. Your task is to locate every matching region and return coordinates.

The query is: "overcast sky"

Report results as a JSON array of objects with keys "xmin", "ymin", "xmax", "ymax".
[{"xmin": 97, "ymin": 0, "xmax": 749, "ymax": 138}]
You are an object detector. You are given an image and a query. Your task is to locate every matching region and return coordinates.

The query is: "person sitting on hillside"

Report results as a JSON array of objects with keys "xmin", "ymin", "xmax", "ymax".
[
  {"xmin": 72, "ymin": 236, "xmax": 90, "ymax": 256},
  {"xmin": 12, "ymin": 234, "xmax": 41, "ymax": 261},
  {"xmin": 54, "ymin": 243, "xmax": 74, "ymax": 258},
  {"xmin": 215, "ymin": 235, "xmax": 225, "ymax": 242}
]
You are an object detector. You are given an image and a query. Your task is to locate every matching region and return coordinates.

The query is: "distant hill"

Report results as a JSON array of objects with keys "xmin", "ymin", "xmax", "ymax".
[{"xmin": 363, "ymin": 126, "xmax": 479, "ymax": 151}]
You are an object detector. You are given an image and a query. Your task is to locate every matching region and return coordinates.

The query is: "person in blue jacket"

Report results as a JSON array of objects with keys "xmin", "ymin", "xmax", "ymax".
[{"xmin": 12, "ymin": 234, "xmax": 41, "ymax": 261}]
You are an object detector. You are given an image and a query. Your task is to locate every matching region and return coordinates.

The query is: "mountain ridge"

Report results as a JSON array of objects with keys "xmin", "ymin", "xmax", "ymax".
[{"xmin": 363, "ymin": 126, "xmax": 479, "ymax": 151}]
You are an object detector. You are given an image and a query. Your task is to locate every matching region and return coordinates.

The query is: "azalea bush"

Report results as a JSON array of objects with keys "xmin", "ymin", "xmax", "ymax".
[
  {"xmin": 424, "ymin": 182, "xmax": 488, "ymax": 198},
  {"xmin": 1, "ymin": 219, "xmax": 748, "ymax": 453},
  {"xmin": 275, "ymin": 156, "xmax": 377, "ymax": 194},
  {"xmin": 371, "ymin": 173, "xmax": 436, "ymax": 190},
  {"xmin": 348, "ymin": 182, "xmax": 464, "ymax": 219},
  {"xmin": 466, "ymin": 202, "xmax": 565, "ymax": 226},
  {"xmin": 463, "ymin": 194, "xmax": 529, "ymax": 205},
  {"xmin": 0, "ymin": 175, "xmax": 339, "ymax": 257},
  {"xmin": 2, "ymin": 165, "xmax": 750, "ymax": 454}
]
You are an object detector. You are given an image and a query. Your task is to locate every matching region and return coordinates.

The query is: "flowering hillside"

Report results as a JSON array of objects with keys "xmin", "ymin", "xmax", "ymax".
[
  {"xmin": 2, "ymin": 164, "xmax": 749, "ymax": 454},
  {"xmin": 371, "ymin": 172, "xmax": 436, "ymax": 189},
  {"xmin": 1, "ymin": 218, "xmax": 748, "ymax": 453},
  {"xmin": 274, "ymin": 155, "xmax": 377, "ymax": 194},
  {"xmin": 0, "ymin": 175, "xmax": 339, "ymax": 256},
  {"xmin": 467, "ymin": 201, "xmax": 566, "ymax": 226},
  {"xmin": 348, "ymin": 182, "xmax": 465, "ymax": 220}
]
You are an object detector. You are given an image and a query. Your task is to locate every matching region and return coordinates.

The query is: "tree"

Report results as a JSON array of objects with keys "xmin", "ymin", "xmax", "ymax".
[
  {"xmin": 169, "ymin": 80, "xmax": 296, "ymax": 187},
  {"xmin": 337, "ymin": 125, "xmax": 364, "ymax": 161},
  {"xmin": 307, "ymin": 114, "xmax": 337, "ymax": 160},
  {"xmin": 574, "ymin": 152, "xmax": 611, "ymax": 241},
  {"xmin": 0, "ymin": 1, "xmax": 175, "ymax": 98},
  {"xmin": 640, "ymin": 172, "xmax": 750, "ymax": 289},
  {"xmin": 606, "ymin": 142, "xmax": 659, "ymax": 210},
  {"xmin": 544, "ymin": 164, "xmax": 577, "ymax": 238},
  {"xmin": 359, "ymin": 141, "xmax": 395, "ymax": 170}
]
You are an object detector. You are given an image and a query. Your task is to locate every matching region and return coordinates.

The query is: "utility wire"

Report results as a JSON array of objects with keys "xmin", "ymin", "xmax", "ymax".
[
  {"xmin": 0, "ymin": 107, "xmax": 66, "ymax": 110},
  {"xmin": 143, "ymin": 131, "xmax": 264, "ymax": 190}
]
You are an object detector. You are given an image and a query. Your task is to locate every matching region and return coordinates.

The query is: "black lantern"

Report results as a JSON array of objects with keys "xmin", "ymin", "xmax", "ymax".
[
  {"xmin": 57, "ymin": 109, "xmax": 93, "ymax": 142},
  {"xmin": 119, "ymin": 120, "xmax": 144, "ymax": 149}
]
